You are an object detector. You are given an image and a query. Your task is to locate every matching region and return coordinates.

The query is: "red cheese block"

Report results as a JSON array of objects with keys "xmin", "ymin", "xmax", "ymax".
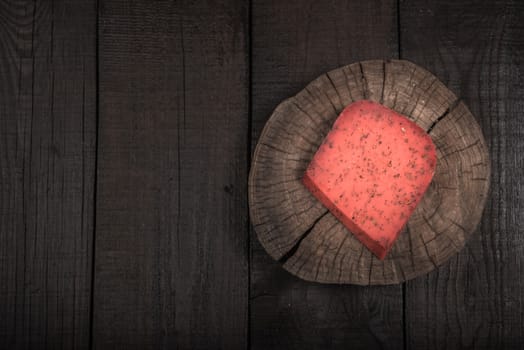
[{"xmin": 303, "ymin": 100, "xmax": 437, "ymax": 260}]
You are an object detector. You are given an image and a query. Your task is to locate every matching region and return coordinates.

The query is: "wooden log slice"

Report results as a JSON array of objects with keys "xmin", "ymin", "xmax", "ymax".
[{"xmin": 248, "ymin": 59, "xmax": 490, "ymax": 285}]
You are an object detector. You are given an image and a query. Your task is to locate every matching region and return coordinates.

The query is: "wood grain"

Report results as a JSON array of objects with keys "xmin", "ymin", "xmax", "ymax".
[
  {"xmin": 250, "ymin": 59, "xmax": 489, "ymax": 285},
  {"xmin": 0, "ymin": 0, "xmax": 96, "ymax": 348},
  {"xmin": 401, "ymin": 0, "xmax": 524, "ymax": 348},
  {"xmin": 0, "ymin": 0, "xmax": 521, "ymax": 348},
  {"xmin": 93, "ymin": 0, "xmax": 248, "ymax": 348},
  {"xmin": 250, "ymin": 1, "xmax": 404, "ymax": 348}
]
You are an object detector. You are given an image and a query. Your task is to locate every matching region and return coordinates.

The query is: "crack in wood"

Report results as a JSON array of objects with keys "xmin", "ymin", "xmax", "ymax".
[
  {"xmin": 403, "ymin": 65, "xmax": 419, "ymax": 116},
  {"xmin": 368, "ymin": 253, "xmax": 374, "ymax": 285},
  {"xmin": 380, "ymin": 60, "xmax": 387, "ymax": 104},
  {"xmin": 406, "ymin": 225, "xmax": 416, "ymax": 268},
  {"xmin": 314, "ymin": 221, "xmax": 342, "ymax": 281},
  {"xmin": 333, "ymin": 234, "xmax": 350, "ymax": 282},
  {"xmin": 355, "ymin": 245, "xmax": 365, "ymax": 282},
  {"xmin": 410, "ymin": 75, "xmax": 439, "ymax": 124},
  {"xmin": 291, "ymin": 100, "xmax": 324, "ymax": 127},
  {"xmin": 342, "ymin": 66, "xmax": 356, "ymax": 101},
  {"xmin": 441, "ymin": 139, "xmax": 481, "ymax": 158},
  {"xmin": 325, "ymin": 72, "xmax": 344, "ymax": 107},
  {"xmin": 259, "ymin": 141, "xmax": 296, "ymax": 155},
  {"xmin": 358, "ymin": 62, "xmax": 369, "ymax": 99},
  {"xmin": 427, "ymin": 98, "xmax": 461, "ymax": 133},
  {"xmin": 278, "ymin": 210, "xmax": 329, "ymax": 264},
  {"xmin": 251, "ymin": 178, "xmax": 300, "ymax": 189}
]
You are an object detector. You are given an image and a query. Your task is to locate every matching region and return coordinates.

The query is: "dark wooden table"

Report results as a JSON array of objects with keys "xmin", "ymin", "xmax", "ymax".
[{"xmin": 1, "ymin": 1, "xmax": 523, "ymax": 349}]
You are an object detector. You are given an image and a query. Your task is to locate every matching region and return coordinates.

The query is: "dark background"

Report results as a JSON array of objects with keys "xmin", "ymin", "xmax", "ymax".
[{"xmin": 0, "ymin": 0, "xmax": 523, "ymax": 349}]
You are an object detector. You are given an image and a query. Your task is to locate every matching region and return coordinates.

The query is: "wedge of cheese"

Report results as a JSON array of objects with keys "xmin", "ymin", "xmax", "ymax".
[{"xmin": 303, "ymin": 100, "xmax": 437, "ymax": 260}]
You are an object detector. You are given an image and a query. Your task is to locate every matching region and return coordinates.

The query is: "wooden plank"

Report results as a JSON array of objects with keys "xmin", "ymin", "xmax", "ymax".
[
  {"xmin": 250, "ymin": 1, "xmax": 403, "ymax": 348},
  {"xmin": 0, "ymin": 0, "xmax": 96, "ymax": 348},
  {"xmin": 401, "ymin": 1, "xmax": 524, "ymax": 348},
  {"xmin": 93, "ymin": 0, "xmax": 249, "ymax": 348}
]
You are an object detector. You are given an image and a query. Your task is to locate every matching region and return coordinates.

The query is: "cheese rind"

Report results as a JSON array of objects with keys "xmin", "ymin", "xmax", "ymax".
[{"xmin": 302, "ymin": 100, "xmax": 437, "ymax": 260}]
